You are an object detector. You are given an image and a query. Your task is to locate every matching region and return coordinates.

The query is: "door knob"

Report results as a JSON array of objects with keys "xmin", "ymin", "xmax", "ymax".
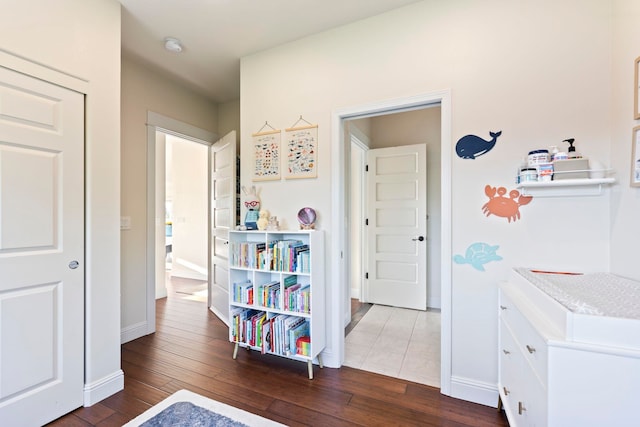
[
  {"xmin": 412, "ymin": 236, "xmax": 425, "ymax": 242},
  {"xmin": 69, "ymin": 260, "xmax": 79, "ymax": 269}
]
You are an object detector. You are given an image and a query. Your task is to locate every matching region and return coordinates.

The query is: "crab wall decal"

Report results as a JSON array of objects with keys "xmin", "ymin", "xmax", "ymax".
[{"xmin": 482, "ymin": 185, "xmax": 533, "ymax": 222}]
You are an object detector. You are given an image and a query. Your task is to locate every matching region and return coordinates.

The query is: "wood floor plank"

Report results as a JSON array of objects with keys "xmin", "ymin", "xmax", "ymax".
[{"xmin": 48, "ymin": 281, "xmax": 509, "ymax": 426}]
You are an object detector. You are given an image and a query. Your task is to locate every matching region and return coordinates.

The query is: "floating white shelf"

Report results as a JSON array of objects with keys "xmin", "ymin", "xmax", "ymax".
[{"xmin": 516, "ymin": 177, "xmax": 616, "ymax": 197}]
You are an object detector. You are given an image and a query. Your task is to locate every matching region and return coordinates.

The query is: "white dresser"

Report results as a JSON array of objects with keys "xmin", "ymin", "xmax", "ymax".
[{"xmin": 498, "ymin": 268, "xmax": 640, "ymax": 427}]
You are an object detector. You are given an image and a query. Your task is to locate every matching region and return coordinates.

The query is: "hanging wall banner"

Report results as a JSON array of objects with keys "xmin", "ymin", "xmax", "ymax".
[
  {"xmin": 252, "ymin": 129, "xmax": 281, "ymax": 181},
  {"xmin": 285, "ymin": 124, "xmax": 317, "ymax": 179}
]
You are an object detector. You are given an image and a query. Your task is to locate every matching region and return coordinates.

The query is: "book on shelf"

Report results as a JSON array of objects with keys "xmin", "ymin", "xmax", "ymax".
[
  {"xmin": 269, "ymin": 239, "xmax": 305, "ymax": 272},
  {"xmin": 247, "ymin": 311, "xmax": 266, "ymax": 348},
  {"xmin": 230, "ymin": 308, "xmax": 260, "ymax": 343},
  {"xmin": 233, "ymin": 279, "xmax": 253, "ymax": 304},
  {"xmin": 282, "ymin": 279, "xmax": 310, "ymax": 314},
  {"xmin": 283, "ymin": 275, "xmax": 300, "ymax": 311},
  {"xmin": 230, "ymin": 241, "xmax": 267, "ymax": 269},
  {"xmin": 289, "ymin": 320, "xmax": 310, "ymax": 356},
  {"xmin": 258, "ymin": 280, "xmax": 281, "ymax": 309},
  {"xmin": 282, "ymin": 315, "xmax": 306, "ymax": 356},
  {"xmin": 261, "ymin": 312, "xmax": 276, "ymax": 354}
]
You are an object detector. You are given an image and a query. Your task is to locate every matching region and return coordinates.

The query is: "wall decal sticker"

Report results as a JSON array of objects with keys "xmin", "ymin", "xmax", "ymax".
[
  {"xmin": 453, "ymin": 242, "xmax": 503, "ymax": 271},
  {"xmin": 482, "ymin": 185, "xmax": 533, "ymax": 222},
  {"xmin": 455, "ymin": 130, "xmax": 502, "ymax": 159}
]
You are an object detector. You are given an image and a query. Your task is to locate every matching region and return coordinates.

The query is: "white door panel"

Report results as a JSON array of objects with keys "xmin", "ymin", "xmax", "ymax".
[
  {"xmin": 209, "ymin": 131, "xmax": 236, "ymax": 325},
  {"xmin": 1, "ymin": 146, "xmax": 57, "ymax": 249},
  {"xmin": 0, "ymin": 67, "xmax": 84, "ymax": 426},
  {"xmin": 366, "ymin": 144, "xmax": 427, "ymax": 310}
]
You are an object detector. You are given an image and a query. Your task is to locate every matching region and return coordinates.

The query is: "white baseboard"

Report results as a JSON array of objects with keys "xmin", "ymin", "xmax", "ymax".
[
  {"xmin": 83, "ymin": 369, "xmax": 124, "ymax": 407},
  {"xmin": 121, "ymin": 320, "xmax": 149, "ymax": 344},
  {"xmin": 428, "ymin": 296, "xmax": 441, "ymax": 309},
  {"xmin": 450, "ymin": 375, "xmax": 499, "ymax": 408},
  {"xmin": 321, "ymin": 348, "xmax": 340, "ymax": 369}
]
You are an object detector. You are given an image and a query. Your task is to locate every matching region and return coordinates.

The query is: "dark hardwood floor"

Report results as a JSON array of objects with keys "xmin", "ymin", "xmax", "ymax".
[{"xmin": 48, "ymin": 278, "xmax": 509, "ymax": 426}]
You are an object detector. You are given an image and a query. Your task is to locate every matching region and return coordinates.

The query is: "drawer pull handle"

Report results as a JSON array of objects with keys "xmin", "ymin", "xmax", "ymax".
[
  {"xmin": 503, "ymin": 386, "xmax": 510, "ymax": 395},
  {"xmin": 502, "ymin": 349, "xmax": 511, "ymax": 355},
  {"xmin": 526, "ymin": 345, "xmax": 536, "ymax": 354},
  {"xmin": 500, "ymin": 305, "xmax": 507, "ymax": 310},
  {"xmin": 518, "ymin": 401, "xmax": 526, "ymax": 415}
]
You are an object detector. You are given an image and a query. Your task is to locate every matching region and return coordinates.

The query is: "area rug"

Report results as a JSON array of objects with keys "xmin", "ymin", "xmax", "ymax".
[{"xmin": 123, "ymin": 389, "xmax": 287, "ymax": 427}]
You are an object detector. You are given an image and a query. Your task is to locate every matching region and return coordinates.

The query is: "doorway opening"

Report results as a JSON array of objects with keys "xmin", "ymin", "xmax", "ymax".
[
  {"xmin": 343, "ymin": 106, "xmax": 441, "ymax": 387},
  {"xmin": 145, "ymin": 112, "xmax": 217, "ymax": 337},
  {"xmin": 330, "ymin": 90, "xmax": 452, "ymax": 395},
  {"xmin": 160, "ymin": 133, "xmax": 209, "ymax": 302}
]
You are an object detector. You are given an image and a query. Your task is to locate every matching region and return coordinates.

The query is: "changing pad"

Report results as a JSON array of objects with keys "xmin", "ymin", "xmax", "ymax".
[{"xmin": 513, "ymin": 268, "xmax": 640, "ymax": 320}]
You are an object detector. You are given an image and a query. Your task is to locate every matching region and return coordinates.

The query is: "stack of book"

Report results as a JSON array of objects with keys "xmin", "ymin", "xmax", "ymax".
[
  {"xmin": 231, "ymin": 307, "xmax": 311, "ymax": 357},
  {"xmin": 283, "ymin": 275, "xmax": 311, "ymax": 314},
  {"xmin": 229, "ymin": 241, "xmax": 267, "ymax": 269},
  {"xmin": 232, "ymin": 279, "xmax": 253, "ymax": 304},
  {"xmin": 268, "ymin": 239, "xmax": 310, "ymax": 273},
  {"xmin": 257, "ymin": 280, "xmax": 280, "ymax": 309}
]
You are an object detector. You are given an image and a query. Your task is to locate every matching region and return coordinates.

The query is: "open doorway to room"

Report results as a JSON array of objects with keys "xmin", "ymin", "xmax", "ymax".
[
  {"xmin": 329, "ymin": 91, "xmax": 452, "ymax": 394},
  {"xmin": 160, "ymin": 134, "xmax": 209, "ymax": 302},
  {"xmin": 342, "ymin": 105, "xmax": 442, "ymax": 388}
]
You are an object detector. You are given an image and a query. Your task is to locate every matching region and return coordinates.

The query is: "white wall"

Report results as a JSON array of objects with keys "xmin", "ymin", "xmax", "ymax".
[
  {"xmin": 120, "ymin": 55, "xmax": 218, "ymax": 338},
  {"xmin": 0, "ymin": 0, "xmax": 123, "ymax": 405},
  {"xmin": 241, "ymin": 0, "xmax": 614, "ymax": 405},
  {"xmin": 610, "ymin": 0, "xmax": 640, "ymax": 281}
]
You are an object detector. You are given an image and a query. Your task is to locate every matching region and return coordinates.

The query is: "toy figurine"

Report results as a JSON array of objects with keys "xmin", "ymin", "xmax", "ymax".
[
  {"xmin": 257, "ymin": 209, "xmax": 269, "ymax": 230},
  {"xmin": 267, "ymin": 216, "xmax": 279, "ymax": 231},
  {"xmin": 241, "ymin": 185, "xmax": 260, "ymax": 230}
]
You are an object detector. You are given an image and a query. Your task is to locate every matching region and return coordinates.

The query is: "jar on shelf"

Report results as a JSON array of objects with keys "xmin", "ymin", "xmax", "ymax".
[
  {"xmin": 520, "ymin": 168, "xmax": 538, "ymax": 182},
  {"xmin": 528, "ymin": 149, "xmax": 550, "ymax": 166}
]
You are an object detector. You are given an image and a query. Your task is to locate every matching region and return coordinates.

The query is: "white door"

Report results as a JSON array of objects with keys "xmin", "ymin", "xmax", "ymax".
[
  {"xmin": 365, "ymin": 144, "xmax": 427, "ymax": 310},
  {"xmin": 0, "ymin": 68, "xmax": 84, "ymax": 425},
  {"xmin": 209, "ymin": 131, "xmax": 237, "ymax": 325}
]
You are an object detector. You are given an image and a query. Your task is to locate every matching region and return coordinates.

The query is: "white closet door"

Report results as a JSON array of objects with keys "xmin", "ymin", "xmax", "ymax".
[{"xmin": 0, "ymin": 67, "xmax": 85, "ymax": 425}]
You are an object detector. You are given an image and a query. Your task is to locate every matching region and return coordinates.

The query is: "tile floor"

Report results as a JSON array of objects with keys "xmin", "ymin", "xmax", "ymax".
[{"xmin": 344, "ymin": 304, "xmax": 441, "ymax": 388}]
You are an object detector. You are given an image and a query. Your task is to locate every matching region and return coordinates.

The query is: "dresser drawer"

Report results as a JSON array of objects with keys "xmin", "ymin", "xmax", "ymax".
[
  {"xmin": 514, "ymin": 358, "xmax": 547, "ymax": 427},
  {"xmin": 499, "ymin": 289, "xmax": 548, "ymax": 387},
  {"xmin": 500, "ymin": 318, "xmax": 548, "ymax": 427},
  {"xmin": 498, "ymin": 319, "xmax": 521, "ymax": 413}
]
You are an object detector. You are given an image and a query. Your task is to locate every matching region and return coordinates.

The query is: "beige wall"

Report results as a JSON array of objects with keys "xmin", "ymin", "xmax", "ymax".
[
  {"xmin": 0, "ymin": 0, "xmax": 122, "ymax": 405},
  {"xmin": 241, "ymin": 0, "xmax": 615, "ymax": 405},
  {"xmin": 120, "ymin": 55, "xmax": 218, "ymax": 333},
  {"xmin": 218, "ymin": 98, "xmax": 242, "ymax": 151}
]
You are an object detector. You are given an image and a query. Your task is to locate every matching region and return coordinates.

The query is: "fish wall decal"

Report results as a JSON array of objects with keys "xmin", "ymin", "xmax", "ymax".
[{"xmin": 455, "ymin": 130, "xmax": 502, "ymax": 159}]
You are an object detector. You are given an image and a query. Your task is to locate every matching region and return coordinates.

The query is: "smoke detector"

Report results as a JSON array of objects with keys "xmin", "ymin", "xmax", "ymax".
[{"xmin": 164, "ymin": 37, "xmax": 183, "ymax": 53}]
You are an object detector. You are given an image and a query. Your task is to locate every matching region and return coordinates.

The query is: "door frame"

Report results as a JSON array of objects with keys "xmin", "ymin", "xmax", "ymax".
[
  {"xmin": 144, "ymin": 112, "xmax": 217, "ymax": 336},
  {"xmin": 330, "ymin": 90, "xmax": 452, "ymax": 395}
]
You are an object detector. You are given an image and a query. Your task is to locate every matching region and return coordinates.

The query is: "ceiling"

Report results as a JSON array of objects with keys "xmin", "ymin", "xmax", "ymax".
[{"xmin": 119, "ymin": 0, "xmax": 423, "ymax": 103}]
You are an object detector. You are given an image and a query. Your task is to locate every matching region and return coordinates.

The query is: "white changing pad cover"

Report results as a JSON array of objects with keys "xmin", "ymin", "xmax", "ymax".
[{"xmin": 514, "ymin": 268, "xmax": 640, "ymax": 320}]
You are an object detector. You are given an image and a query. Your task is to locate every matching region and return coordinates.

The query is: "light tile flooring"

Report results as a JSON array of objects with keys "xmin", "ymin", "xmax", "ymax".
[{"xmin": 344, "ymin": 304, "xmax": 441, "ymax": 388}]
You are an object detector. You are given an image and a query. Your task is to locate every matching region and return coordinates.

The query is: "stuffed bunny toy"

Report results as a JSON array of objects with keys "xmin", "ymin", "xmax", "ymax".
[{"xmin": 241, "ymin": 185, "xmax": 260, "ymax": 230}]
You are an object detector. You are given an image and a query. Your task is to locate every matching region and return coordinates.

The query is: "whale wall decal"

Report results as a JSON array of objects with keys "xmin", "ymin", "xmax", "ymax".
[{"xmin": 455, "ymin": 130, "xmax": 502, "ymax": 159}]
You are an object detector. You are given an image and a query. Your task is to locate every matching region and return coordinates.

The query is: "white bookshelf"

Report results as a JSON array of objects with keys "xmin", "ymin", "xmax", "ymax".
[{"xmin": 228, "ymin": 230, "xmax": 325, "ymax": 379}]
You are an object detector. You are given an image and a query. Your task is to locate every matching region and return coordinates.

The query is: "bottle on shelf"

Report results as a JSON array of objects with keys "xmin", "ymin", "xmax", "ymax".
[{"xmin": 563, "ymin": 138, "xmax": 582, "ymax": 159}]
